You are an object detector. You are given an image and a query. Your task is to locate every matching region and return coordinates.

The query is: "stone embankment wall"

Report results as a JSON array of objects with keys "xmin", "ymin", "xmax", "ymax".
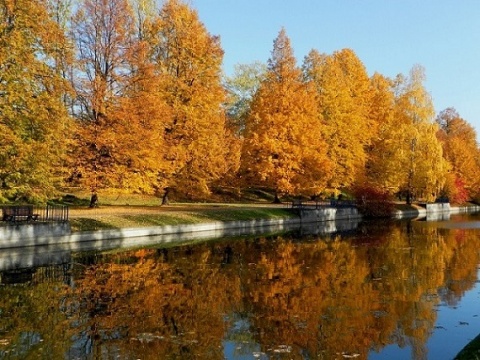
[
  {"xmin": 392, "ymin": 203, "xmax": 480, "ymax": 219},
  {"xmin": 298, "ymin": 207, "xmax": 360, "ymax": 222},
  {"xmin": 0, "ymin": 218, "xmax": 305, "ymax": 250},
  {"xmin": 0, "ymin": 204, "xmax": 478, "ymax": 250}
]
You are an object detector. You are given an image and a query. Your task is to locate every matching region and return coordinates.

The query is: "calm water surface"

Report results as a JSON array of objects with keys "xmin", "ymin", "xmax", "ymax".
[{"xmin": 1, "ymin": 213, "xmax": 480, "ymax": 359}]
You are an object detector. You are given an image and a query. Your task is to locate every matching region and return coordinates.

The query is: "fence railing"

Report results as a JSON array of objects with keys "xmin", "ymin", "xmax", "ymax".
[
  {"xmin": 38, "ymin": 205, "xmax": 69, "ymax": 222},
  {"xmin": 290, "ymin": 200, "xmax": 357, "ymax": 210},
  {"xmin": 1, "ymin": 205, "xmax": 69, "ymax": 223}
]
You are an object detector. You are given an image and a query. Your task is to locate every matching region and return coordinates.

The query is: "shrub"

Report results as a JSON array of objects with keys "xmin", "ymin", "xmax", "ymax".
[
  {"xmin": 353, "ymin": 185, "xmax": 395, "ymax": 218},
  {"xmin": 451, "ymin": 177, "xmax": 469, "ymax": 204}
]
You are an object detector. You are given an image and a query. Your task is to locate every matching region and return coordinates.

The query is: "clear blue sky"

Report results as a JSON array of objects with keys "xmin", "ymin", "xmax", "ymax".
[{"xmin": 192, "ymin": 0, "xmax": 480, "ymax": 133}]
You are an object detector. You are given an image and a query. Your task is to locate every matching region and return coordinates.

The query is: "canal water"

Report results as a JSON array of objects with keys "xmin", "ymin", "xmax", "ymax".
[{"xmin": 1, "ymin": 213, "xmax": 480, "ymax": 359}]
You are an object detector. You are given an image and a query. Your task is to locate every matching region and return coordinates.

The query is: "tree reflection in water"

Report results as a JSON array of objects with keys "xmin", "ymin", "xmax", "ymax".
[{"xmin": 0, "ymin": 217, "xmax": 480, "ymax": 359}]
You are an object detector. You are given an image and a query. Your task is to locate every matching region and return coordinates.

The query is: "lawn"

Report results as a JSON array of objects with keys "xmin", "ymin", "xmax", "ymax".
[{"xmin": 68, "ymin": 204, "xmax": 297, "ymax": 232}]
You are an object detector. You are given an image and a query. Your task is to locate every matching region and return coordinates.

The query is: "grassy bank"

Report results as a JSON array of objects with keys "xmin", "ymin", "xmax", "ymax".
[{"xmin": 69, "ymin": 205, "xmax": 297, "ymax": 232}]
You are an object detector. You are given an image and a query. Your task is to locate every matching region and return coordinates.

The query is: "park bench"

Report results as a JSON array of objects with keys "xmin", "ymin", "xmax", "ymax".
[{"xmin": 2, "ymin": 205, "xmax": 39, "ymax": 222}]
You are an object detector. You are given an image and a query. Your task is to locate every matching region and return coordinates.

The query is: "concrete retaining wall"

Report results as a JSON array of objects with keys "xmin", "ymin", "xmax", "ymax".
[
  {"xmin": 392, "ymin": 204, "xmax": 480, "ymax": 219},
  {"xmin": 0, "ymin": 217, "xmax": 364, "ymax": 270},
  {"xmin": 0, "ymin": 218, "xmax": 307, "ymax": 250},
  {"xmin": 299, "ymin": 207, "xmax": 361, "ymax": 222},
  {"xmin": 0, "ymin": 204, "xmax": 479, "ymax": 250},
  {"xmin": 425, "ymin": 203, "xmax": 450, "ymax": 212}
]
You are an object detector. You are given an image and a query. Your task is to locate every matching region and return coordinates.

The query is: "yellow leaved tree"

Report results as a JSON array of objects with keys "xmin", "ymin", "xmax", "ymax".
[
  {"xmin": 0, "ymin": 0, "xmax": 73, "ymax": 202},
  {"xmin": 69, "ymin": 0, "xmax": 139, "ymax": 202},
  {"xmin": 436, "ymin": 107, "xmax": 480, "ymax": 201},
  {"xmin": 367, "ymin": 66, "xmax": 448, "ymax": 202},
  {"xmin": 303, "ymin": 48, "xmax": 375, "ymax": 192},
  {"xmin": 147, "ymin": 0, "xmax": 229, "ymax": 202},
  {"xmin": 241, "ymin": 29, "xmax": 331, "ymax": 202}
]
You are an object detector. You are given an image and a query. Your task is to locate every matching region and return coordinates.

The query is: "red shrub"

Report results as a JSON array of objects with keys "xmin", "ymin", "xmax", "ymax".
[
  {"xmin": 353, "ymin": 185, "xmax": 395, "ymax": 218},
  {"xmin": 451, "ymin": 177, "xmax": 469, "ymax": 204}
]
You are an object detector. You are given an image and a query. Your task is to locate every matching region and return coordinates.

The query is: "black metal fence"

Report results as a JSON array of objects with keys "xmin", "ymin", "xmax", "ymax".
[
  {"xmin": 1, "ymin": 205, "xmax": 69, "ymax": 223},
  {"xmin": 290, "ymin": 199, "xmax": 357, "ymax": 210},
  {"xmin": 37, "ymin": 205, "xmax": 69, "ymax": 222},
  {"xmin": 290, "ymin": 200, "xmax": 331, "ymax": 210}
]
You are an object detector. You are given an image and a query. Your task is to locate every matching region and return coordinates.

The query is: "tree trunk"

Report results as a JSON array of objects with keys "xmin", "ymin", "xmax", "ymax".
[
  {"xmin": 161, "ymin": 187, "xmax": 170, "ymax": 206},
  {"xmin": 273, "ymin": 191, "xmax": 281, "ymax": 204},
  {"xmin": 89, "ymin": 193, "xmax": 98, "ymax": 208},
  {"xmin": 406, "ymin": 190, "xmax": 412, "ymax": 205}
]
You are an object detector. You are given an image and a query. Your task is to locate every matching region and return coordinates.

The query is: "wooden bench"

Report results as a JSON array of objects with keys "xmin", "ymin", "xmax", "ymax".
[{"xmin": 2, "ymin": 205, "xmax": 39, "ymax": 222}]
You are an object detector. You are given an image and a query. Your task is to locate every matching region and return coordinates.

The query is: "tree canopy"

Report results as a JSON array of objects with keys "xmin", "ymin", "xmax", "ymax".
[
  {"xmin": 241, "ymin": 29, "xmax": 331, "ymax": 200},
  {"xmin": 0, "ymin": 0, "xmax": 72, "ymax": 202},
  {"xmin": 0, "ymin": 0, "xmax": 478, "ymax": 204}
]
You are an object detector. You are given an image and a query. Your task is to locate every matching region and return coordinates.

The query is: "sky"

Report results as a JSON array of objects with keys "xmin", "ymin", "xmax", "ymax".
[{"xmin": 191, "ymin": 0, "xmax": 480, "ymax": 133}]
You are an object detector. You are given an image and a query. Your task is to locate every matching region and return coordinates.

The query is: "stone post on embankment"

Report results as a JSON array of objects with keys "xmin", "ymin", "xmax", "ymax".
[{"xmin": 297, "ymin": 206, "xmax": 361, "ymax": 222}]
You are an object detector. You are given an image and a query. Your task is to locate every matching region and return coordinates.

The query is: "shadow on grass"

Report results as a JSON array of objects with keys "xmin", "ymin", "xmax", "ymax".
[
  {"xmin": 121, "ymin": 214, "xmax": 200, "ymax": 226},
  {"xmin": 199, "ymin": 208, "xmax": 295, "ymax": 221},
  {"xmin": 120, "ymin": 208, "xmax": 296, "ymax": 227},
  {"xmin": 70, "ymin": 218, "xmax": 119, "ymax": 232},
  {"xmin": 49, "ymin": 194, "xmax": 91, "ymax": 207}
]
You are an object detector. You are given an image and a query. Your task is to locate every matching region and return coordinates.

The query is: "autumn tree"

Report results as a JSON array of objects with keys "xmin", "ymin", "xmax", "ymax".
[
  {"xmin": 436, "ymin": 107, "xmax": 480, "ymax": 201},
  {"xmin": 394, "ymin": 67, "xmax": 449, "ymax": 202},
  {"xmin": 363, "ymin": 72, "xmax": 396, "ymax": 190},
  {"xmin": 241, "ymin": 29, "xmax": 331, "ymax": 202},
  {"xmin": 368, "ymin": 66, "xmax": 448, "ymax": 203},
  {"xmin": 110, "ymin": 40, "xmax": 172, "ymax": 195},
  {"xmin": 221, "ymin": 62, "xmax": 267, "ymax": 193},
  {"xmin": 146, "ymin": 0, "xmax": 229, "ymax": 202},
  {"xmin": 303, "ymin": 48, "xmax": 375, "ymax": 192},
  {"xmin": 69, "ymin": 0, "xmax": 137, "ymax": 201},
  {"xmin": 69, "ymin": 0, "xmax": 171, "ymax": 202},
  {"xmin": 224, "ymin": 61, "xmax": 267, "ymax": 135},
  {"xmin": 0, "ymin": 0, "xmax": 73, "ymax": 202}
]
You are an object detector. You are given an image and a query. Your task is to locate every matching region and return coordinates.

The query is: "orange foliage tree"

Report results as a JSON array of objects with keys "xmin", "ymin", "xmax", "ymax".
[
  {"xmin": 303, "ymin": 48, "xmax": 375, "ymax": 192},
  {"xmin": 364, "ymin": 67, "xmax": 448, "ymax": 202},
  {"xmin": 241, "ymin": 29, "xmax": 331, "ymax": 202},
  {"xmin": 436, "ymin": 107, "xmax": 480, "ymax": 201},
  {"xmin": 69, "ymin": 0, "xmax": 140, "ymax": 202},
  {"xmin": 146, "ymin": 0, "xmax": 229, "ymax": 202}
]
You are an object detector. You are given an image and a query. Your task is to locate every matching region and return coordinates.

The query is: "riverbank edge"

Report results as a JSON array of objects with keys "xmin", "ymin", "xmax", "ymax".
[{"xmin": 0, "ymin": 204, "xmax": 479, "ymax": 250}]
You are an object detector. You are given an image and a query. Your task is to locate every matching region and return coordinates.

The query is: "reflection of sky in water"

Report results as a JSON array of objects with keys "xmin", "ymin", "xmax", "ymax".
[
  {"xmin": 223, "ymin": 317, "xmax": 293, "ymax": 359},
  {"xmin": 223, "ymin": 317, "xmax": 263, "ymax": 359},
  {"xmin": 427, "ymin": 268, "xmax": 480, "ymax": 360},
  {"xmin": 369, "ymin": 345, "xmax": 411, "ymax": 360},
  {"xmin": 370, "ymin": 269, "xmax": 480, "ymax": 359},
  {"xmin": 223, "ymin": 341, "xmax": 266, "ymax": 360}
]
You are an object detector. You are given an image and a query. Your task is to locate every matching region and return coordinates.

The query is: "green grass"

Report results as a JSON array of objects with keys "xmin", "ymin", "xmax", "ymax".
[
  {"xmin": 69, "ymin": 218, "xmax": 120, "ymax": 232},
  {"xmin": 68, "ymin": 207, "xmax": 297, "ymax": 232},
  {"xmin": 197, "ymin": 208, "xmax": 293, "ymax": 221}
]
